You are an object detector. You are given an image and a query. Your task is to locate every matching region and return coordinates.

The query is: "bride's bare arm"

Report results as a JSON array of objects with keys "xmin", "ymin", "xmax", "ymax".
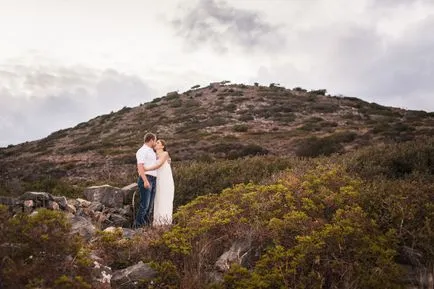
[{"xmin": 144, "ymin": 152, "xmax": 169, "ymax": 171}]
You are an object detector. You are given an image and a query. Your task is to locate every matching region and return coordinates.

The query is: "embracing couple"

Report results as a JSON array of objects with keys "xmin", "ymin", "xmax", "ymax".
[{"xmin": 134, "ymin": 132, "xmax": 174, "ymax": 228}]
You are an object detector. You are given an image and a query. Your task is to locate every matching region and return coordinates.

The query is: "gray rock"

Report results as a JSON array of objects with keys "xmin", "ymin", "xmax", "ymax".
[
  {"xmin": 105, "ymin": 214, "xmax": 129, "ymax": 228},
  {"xmin": 215, "ymin": 239, "xmax": 252, "ymax": 272},
  {"xmin": 399, "ymin": 246, "xmax": 434, "ymax": 289},
  {"xmin": 89, "ymin": 202, "xmax": 104, "ymax": 212},
  {"xmin": 91, "ymin": 260, "xmax": 112, "ymax": 287},
  {"xmin": 69, "ymin": 215, "xmax": 96, "ymax": 241},
  {"xmin": 53, "ymin": 196, "xmax": 68, "ymax": 209},
  {"xmin": 20, "ymin": 192, "xmax": 53, "ymax": 207},
  {"xmin": 122, "ymin": 183, "xmax": 137, "ymax": 205},
  {"xmin": 83, "ymin": 185, "xmax": 124, "ymax": 208},
  {"xmin": 47, "ymin": 201, "xmax": 60, "ymax": 210},
  {"xmin": 111, "ymin": 261, "xmax": 157, "ymax": 289},
  {"xmin": 76, "ymin": 198, "xmax": 92, "ymax": 207},
  {"xmin": 23, "ymin": 200, "xmax": 34, "ymax": 213},
  {"xmin": 66, "ymin": 204, "xmax": 77, "ymax": 214},
  {"xmin": 104, "ymin": 227, "xmax": 137, "ymax": 239}
]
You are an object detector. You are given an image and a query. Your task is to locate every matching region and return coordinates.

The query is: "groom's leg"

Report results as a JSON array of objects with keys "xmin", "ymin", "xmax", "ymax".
[
  {"xmin": 135, "ymin": 176, "xmax": 151, "ymax": 227},
  {"xmin": 145, "ymin": 176, "xmax": 157, "ymax": 225}
]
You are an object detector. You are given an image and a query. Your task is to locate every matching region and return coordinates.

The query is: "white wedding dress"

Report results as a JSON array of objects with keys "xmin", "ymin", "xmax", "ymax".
[{"xmin": 153, "ymin": 160, "xmax": 175, "ymax": 226}]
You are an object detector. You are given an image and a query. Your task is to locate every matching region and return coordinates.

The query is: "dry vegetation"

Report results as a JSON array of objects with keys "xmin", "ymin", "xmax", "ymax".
[{"xmin": 0, "ymin": 83, "xmax": 433, "ymax": 198}]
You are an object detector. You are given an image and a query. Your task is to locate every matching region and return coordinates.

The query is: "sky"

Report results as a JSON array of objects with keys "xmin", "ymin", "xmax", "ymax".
[{"xmin": 1, "ymin": 0, "xmax": 434, "ymax": 146}]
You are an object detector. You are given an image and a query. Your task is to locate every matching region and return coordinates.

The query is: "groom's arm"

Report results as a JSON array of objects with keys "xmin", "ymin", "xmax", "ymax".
[
  {"xmin": 137, "ymin": 163, "xmax": 150, "ymax": 188},
  {"xmin": 144, "ymin": 152, "xmax": 169, "ymax": 171}
]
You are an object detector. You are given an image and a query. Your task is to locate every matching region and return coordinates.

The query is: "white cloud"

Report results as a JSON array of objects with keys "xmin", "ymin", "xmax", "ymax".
[
  {"xmin": 0, "ymin": 63, "xmax": 155, "ymax": 146},
  {"xmin": 0, "ymin": 0, "xmax": 434, "ymax": 146}
]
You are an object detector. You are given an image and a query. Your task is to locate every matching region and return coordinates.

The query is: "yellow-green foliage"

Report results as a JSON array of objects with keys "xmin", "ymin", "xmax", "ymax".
[
  {"xmin": 151, "ymin": 165, "xmax": 404, "ymax": 288},
  {"xmin": 91, "ymin": 227, "xmax": 166, "ymax": 270},
  {"xmin": 360, "ymin": 177, "xmax": 434, "ymax": 263},
  {"xmin": 0, "ymin": 208, "xmax": 93, "ymax": 289}
]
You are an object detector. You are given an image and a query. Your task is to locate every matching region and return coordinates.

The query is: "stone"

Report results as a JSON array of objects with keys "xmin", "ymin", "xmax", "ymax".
[
  {"xmin": 76, "ymin": 198, "xmax": 92, "ymax": 207},
  {"xmin": 66, "ymin": 204, "xmax": 77, "ymax": 214},
  {"xmin": 103, "ymin": 227, "xmax": 137, "ymax": 239},
  {"xmin": 23, "ymin": 200, "xmax": 34, "ymax": 213},
  {"xmin": 53, "ymin": 196, "xmax": 68, "ymax": 209},
  {"xmin": 398, "ymin": 246, "xmax": 434, "ymax": 288},
  {"xmin": 109, "ymin": 214, "xmax": 129, "ymax": 228},
  {"xmin": 83, "ymin": 185, "xmax": 124, "ymax": 208},
  {"xmin": 20, "ymin": 192, "xmax": 53, "ymax": 207},
  {"xmin": 92, "ymin": 260, "xmax": 112, "ymax": 287},
  {"xmin": 23, "ymin": 200, "xmax": 34, "ymax": 207},
  {"xmin": 111, "ymin": 261, "xmax": 157, "ymax": 289},
  {"xmin": 215, "ymin": 239, "xmax": 252, "ymax": 272},
  {"xmin": 69, "ymin": 215, "xmax": 96, "ymax": 241},
  {"xmin": 47, "ymin": 201, "xmax": 60, "ymax": 210},
  {"xmin": 122, "ymin": 183, "xmax": 137, "ymax": 205},
  {"xmin": 89, "ymin": 202, "xmax": 104, "ymax": 212}
]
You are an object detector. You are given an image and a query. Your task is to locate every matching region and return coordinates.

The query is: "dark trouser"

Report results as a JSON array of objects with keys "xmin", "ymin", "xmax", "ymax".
[{"xmin": 134, "ymin": 175, "xmax": 157, "ymax": 227}]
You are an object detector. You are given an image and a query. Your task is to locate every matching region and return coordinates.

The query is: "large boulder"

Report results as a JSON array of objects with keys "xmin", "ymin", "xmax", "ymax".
[
  {"xmin": 83, "ymin": 185, "xmax": 124, "ymax": 208},
  {"xmin": 122, "ymin": 183, "xmax": 138, "ymax": 205},
  {"xmin": 111, "ymin": 261, "xmax": 157, "ymax": 289},
  {"xmin": 69, "ymin": 215, "xmax": 96, "ymax": 241},
  {"xmin": 19, "ymin": 192, "xmax": 53, "ymax": 207},
  {"xmin": 398, "ymin": 246, "xmax": 434, "ymax": 289}
]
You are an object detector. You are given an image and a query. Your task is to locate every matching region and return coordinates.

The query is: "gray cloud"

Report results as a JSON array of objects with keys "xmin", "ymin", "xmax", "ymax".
[
  {"xmin": 0, "ymin": 65, "xmax": 155, "ymax": 146},
  {"xmin": 172, "ymin": 0, "xmax": 286, "ymax": 53},
  {"xmin": 251, "ymin": 13, "xmax": 434, "ymax": 112},
  {"xmin": 328, "ymin": 16, "xmax": 434, "ymax": 110}
]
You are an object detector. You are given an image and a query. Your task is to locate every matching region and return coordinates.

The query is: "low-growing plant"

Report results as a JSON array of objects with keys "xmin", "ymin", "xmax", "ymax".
[{"xmin": 0, "ymin": 209, "xmax": 93, "ymax": 288}]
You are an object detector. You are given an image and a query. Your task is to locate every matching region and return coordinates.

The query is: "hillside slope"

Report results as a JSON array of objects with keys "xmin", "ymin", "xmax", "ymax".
[{"xmin": 1, "ymin": 83, "xmax": 433, "ymax": 193}]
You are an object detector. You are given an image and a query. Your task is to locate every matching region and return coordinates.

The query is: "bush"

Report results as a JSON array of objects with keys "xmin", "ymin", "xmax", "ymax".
[
  {"xmin": 172, "ymin": 156, "xmax": 294, "ymax": 207},
  {"xmin": 23, "ymin": 177, "xmax": 83, "ymax": 198},
  {"xmin": 0, "ymin": 209, "xmax": 93, "ymax": 288},
  {"xmin": 309, "ymin": 89, "xmax": 327, "ymax": 95},
  {"xmin": 232, "ymin": 124, "xmax": 249, "ymax": 132},
  {"xmin": 151, "ymin": 165, "xmax": 402, "ymax": 288},
  {"xmin": 296, "ymin": 136, "xmax": 344, "ymax": 157},
  {"xmin": 346, "ymin": 137, "xmax": 434, "ymax": 179},
  {"xmin": 238, "ymin": 114, "xmax": 254, "ymax": 122}
]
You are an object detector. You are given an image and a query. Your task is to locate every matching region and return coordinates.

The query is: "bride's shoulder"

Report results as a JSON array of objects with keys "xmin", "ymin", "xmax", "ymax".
[{"xmin": 160, "ymin": 151, "xmax": 170, "ymax": 159}]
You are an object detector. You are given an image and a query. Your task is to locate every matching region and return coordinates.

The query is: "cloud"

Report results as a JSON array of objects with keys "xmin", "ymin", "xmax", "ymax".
[
  {"xmin": 250, "ymin": 12, "xmax": 434, "ymax": 112},
  {"xmin": 172, "ymin": 0, "xmax": 286, "ymax": 53},
  {"xmin": 0, "ymin": 64, "xmax": 155, "ymax": 146}
]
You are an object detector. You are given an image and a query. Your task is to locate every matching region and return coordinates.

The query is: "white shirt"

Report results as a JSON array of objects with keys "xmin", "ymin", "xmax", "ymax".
[{"xmin": 136, "ymin": 144, "xmax": 157, "ymax": 177}]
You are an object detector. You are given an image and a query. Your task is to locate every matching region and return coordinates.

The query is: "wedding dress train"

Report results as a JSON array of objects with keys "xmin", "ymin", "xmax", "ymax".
[{"xmin": 153, "ymin": 160, "xmax": 174, "ymax": 226}]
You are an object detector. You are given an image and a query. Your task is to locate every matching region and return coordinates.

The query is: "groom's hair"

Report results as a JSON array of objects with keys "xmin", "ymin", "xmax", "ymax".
[{"xmin": 144, "ymin": 133, "xmax": 156, "ymax": 143}]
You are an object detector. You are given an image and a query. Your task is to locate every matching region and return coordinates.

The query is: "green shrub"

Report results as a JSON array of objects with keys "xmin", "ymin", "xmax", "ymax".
[
  {"xmin": 152, "ymin": 165, "xmax": 402, "ymax": 288},
  {"xmin": 23, "ymin": 177, "xmax": 83, "ymax": 198},
  {"xmin": 172, "ymin": 156, "xmax": 294, "ymax": 207},
  {"xmin": 0, "ymin": 209, "xmax": 93, "ymax": 288},
  {"xmin": 346, "ymin": 137, "xmax": 434, "ymax": 179}
]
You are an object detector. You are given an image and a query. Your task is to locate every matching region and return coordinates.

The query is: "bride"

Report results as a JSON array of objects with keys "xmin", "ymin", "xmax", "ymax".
[{"xmin": 144, "ymin": 139, "xmax": 175, "ymax": 226}]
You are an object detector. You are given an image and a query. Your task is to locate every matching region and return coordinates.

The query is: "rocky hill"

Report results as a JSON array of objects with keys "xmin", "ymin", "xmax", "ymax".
[{"xmin": 1, "ymin": 82, "xmax": 433, "ymax": 194}]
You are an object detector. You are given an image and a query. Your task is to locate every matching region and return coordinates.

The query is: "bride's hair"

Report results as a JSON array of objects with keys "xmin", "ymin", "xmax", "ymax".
[{"xmin": 159, "ymin": 139, "xmax": 167, "ymax": 151}]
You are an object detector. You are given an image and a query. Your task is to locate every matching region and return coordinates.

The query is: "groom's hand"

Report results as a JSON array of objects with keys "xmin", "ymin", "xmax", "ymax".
[{"xmin": 143, "ymin": 180, "xmax": 151, "ymax": 188}]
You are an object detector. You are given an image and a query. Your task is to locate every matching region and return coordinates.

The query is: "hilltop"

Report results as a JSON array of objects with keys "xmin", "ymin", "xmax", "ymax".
[{"xmin": 0, "ymin": 82, "xmax": 433, "ymax": 195}]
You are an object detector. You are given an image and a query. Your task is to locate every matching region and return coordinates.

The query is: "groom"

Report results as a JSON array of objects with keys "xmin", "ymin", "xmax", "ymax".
[{"xmin": 134, "ymin": 132, "xmax": 158, "ymax": 227}]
